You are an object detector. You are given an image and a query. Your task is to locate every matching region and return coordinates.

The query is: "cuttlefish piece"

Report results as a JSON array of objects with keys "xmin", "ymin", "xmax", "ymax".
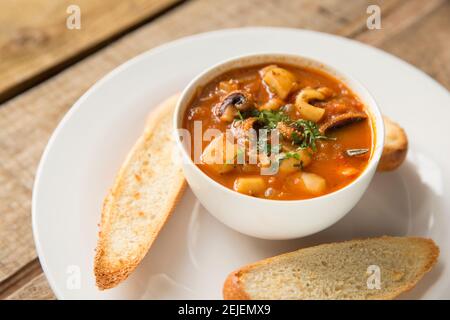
[{"xmin": 319, "ymin": 111, "xmax": 368, "ymax": 133}]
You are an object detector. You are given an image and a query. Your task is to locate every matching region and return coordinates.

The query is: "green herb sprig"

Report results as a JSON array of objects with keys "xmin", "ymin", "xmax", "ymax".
[
  {"xmin": 257, "ymin": 110, "xmax": 289, "ymax": 129},
  {"xmin": 293, "ymin": 119, "xmax": 335, "ymax": 151},
  {"xmin": 234, "ymin": 108, "xmax": 335, "ymax": 154},
  {"xmin": 283, "ymin": 151, "xmax": 301, "ymax": 160}
]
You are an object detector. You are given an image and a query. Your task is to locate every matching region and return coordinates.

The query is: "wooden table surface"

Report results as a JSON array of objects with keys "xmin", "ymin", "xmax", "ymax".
[{"xmin": 0, "ymin": 0, "xmax": 448, "ymax": 300}]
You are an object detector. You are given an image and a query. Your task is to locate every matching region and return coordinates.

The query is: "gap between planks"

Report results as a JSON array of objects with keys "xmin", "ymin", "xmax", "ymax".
[
  {"xmin": 1, "ymin": 0, "xmax": 448, "ymax": 299},
  {"xmin": 0, "ymin": 258, "xmax": 42, "ymax": 300},
  {"xmin": 3, "ymin": 0, "xmax": 404, "ymax": 297},
  {"xmin": 0, "ymin": 0, "xmax": 190, "ymax": 105}
]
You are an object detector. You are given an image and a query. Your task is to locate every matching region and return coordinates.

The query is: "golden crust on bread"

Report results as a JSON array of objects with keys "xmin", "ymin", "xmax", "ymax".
[
  {"xmin": 378, "ymin": 116, "xmax": 408, "ymax": 171},
  {"xmin": 94, "ymin": 94, "xmax": 185, "ymax": 290},
  {"xmin": 223, "ymin": 236, "xmax": 439, "ymax": 300}
]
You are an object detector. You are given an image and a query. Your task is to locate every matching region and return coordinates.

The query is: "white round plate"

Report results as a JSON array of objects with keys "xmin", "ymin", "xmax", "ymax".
[{"xmin": 33, "ymin": 27, "xmax": 450, "ymax": 299}]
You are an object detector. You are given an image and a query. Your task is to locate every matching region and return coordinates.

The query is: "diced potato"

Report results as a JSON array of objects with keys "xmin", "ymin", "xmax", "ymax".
[
  {"xmin": 201, "ymin": 134, "xmax": 237, "ymax": 174},
  {"xmin": 262, "ymin": 67, "xmax": 296, "ymax": 99},
  {"xmin": 286, "ymin": 172, "xmax": 326, "ymax": 196},
  {"xmin": 259, "ymin": 98, "xmax": 283, "ymax": 111},
  {"xmin": 301, "ymin": 172, "xmax": 327, "ymax": 195},
  {"xmin": 297, "ymin": 101, "xmax": 325, "ymax": 122},
  {"xmin": 278, "ymin": 150, "xmax": 312, "ymax": 175},
  {"xmin": 298, "ymin": 149, "xmax": 312, "ymax": 166},
  {"xmin": 279, "ymin": 157, "xmax": 300, "ymax": 175},
  {"xmin": 233, "ymin": 176, "xmax": 267, "ymax": 196}
]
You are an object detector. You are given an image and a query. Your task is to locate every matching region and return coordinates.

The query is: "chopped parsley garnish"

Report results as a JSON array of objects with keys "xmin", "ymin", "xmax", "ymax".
[
  {"xmin": 278, "ymin": 152, "xmax": 304, "ymax": 170},
  {"xmin": 291, "ymin": 131, "xmax": 302, "ymax": 145},
  {"xmin": 257, "ymin": 110, "xmax": 289, "ymax": 129},
  {"xmin": 239, "ymin": 108, "xmax": 260, "ymax": 119},
  {"xmin": 236, "ymin": 110, "xmax": 244, "ymax": 121},
  {"xmin": 236, "ymin": 109, "xmax": 335, "ymax": 154},
  {"xmin": 283, "ymin": 151, "xmax": 301, "ymax": 160},
  {"xmin": 293, "ymin": 119, "xmax": 335, "ymax": 151}
]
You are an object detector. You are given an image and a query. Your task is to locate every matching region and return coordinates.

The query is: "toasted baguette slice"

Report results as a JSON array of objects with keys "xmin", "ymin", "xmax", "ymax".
[
  {"xmin": 94, "ymin": 94, "xmax": 185, "ymax": 290},
  {"xmin": 377, "ymin": 116, "xmax": 408, "ymax": 171},
  {"xmin": 223, "ymin": 236, "xmax": 438, "ymax": 300}
]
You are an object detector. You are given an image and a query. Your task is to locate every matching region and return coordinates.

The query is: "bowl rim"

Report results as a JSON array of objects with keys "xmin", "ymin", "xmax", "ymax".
[{"xmin": 173, "ymin": 52, "xmax": 385, "ymax": 204}]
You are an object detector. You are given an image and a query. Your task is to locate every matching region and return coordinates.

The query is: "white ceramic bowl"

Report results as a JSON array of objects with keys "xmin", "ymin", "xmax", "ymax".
[{"xmin": 174, "ymin": 53, "xmax": 384, "ymax": 240}]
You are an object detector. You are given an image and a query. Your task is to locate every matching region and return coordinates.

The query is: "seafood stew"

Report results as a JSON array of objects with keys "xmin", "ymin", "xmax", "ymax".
[{"xmin": 183, "ymin": 63, "xmax": 374, "ymax": 200}]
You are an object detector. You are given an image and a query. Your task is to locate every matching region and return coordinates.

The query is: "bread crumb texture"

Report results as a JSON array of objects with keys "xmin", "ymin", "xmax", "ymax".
[
  {"xmin": 94, "ymin": 94, "xmax": 185, "ymax": 289},
  {"xmin": 232, "ymin": 237, "xmax": 438, "ymax": 300}
]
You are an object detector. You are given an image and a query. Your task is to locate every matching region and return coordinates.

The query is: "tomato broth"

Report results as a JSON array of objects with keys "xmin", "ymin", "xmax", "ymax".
[{"xmin": 183, "ymin": 63, "xmax": 373, "ymax": 200}]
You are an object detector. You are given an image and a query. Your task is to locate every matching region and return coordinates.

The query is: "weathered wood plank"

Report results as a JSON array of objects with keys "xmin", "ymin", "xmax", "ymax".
[
  {"xmin": 1, "ymin": 0, "xmax": 448, "ymax": 299},
  {"xmin": 6, "ymin": 274, "xmax": 55, "ymax": 300},
  {"xmin": 0, "ymin": 166, "xmax": 35, "ymax": 282},
  {"xmin": 353, "ymin": 0, "xmax": 445, "ymax": 45},
  {"xmin": 0, "ymin": 0, "xmax": 181, "ymax": 102},
  {"xmin": 0, "ymin": 259, "xmax": 43, "ymax": 299},
  {"xmin": 378, "ymin": 1, "xmax": 450, "ymax": 89}
]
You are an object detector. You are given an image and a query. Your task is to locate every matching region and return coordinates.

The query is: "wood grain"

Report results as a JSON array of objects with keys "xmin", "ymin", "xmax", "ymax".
[
  {"xmin": 0, "ymin": 259, "xmax": 43, "ymax": 299},
  {"xmin": 0, "ymin": 0, "xmax": 181, "ymax": 103},
  {"xmin": 378, "ymin": 1, "xmax": 450, "ymax": 89},
  {"xmin": 0, "ymin": 0, "xmax": 448, "ymax": 299},
  {"xmin": 353, "ymin": 0, "xmax": 445, "ymax": 45},
  {"xmin": 0, "ymin": 166, "xmax": 35, "ymax": 282},
  {"xmin": 6, "ymin": 274, "xmax": 55, "ymax": 300}
]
